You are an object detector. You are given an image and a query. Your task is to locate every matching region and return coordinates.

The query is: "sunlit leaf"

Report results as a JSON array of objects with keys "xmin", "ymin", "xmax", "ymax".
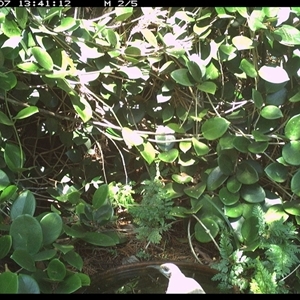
[{"xmin": 258, "ymin": 65, "xmax": 289, "ymax": 84}]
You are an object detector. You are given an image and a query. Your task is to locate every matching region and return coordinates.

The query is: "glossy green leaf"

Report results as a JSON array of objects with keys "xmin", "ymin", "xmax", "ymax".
[
  {"xmin": 289, "ymin": 91, "xmax": 300, "ymax": 102},
  {"xmin": 10, "ymin": 190, "xmax": 36, "ymax": 221},
  {"xmin": 248, "ymin": 141, "xmax": 268, "ymax": 154},
  {"xmin": 197, "ymin": 81, "xmax": 217, "ymax": 94},
  {"xmin": 274, "ymin": 25, "xmax": 300, "ymax": 45},
  {"xmin": 172, "ymin": 173, "xmax": 193, "ymax": 184},
  {"xmin": 137, "ymin": 141, "xmax": 156, "ymax": 165},
  {"xmin": 11, "ymin": 248, "xmax": 36, "ymax": 272},
  {"xmin": 17, "ymin": 62, "xmax": 39, "ymax": 72},
  {"xmin": 55, "ymin": 273, "xmax": 82, "ymax": 294},
  {"xmin": 260, "ymin": 105, "xmax": 283, "ymax": 119},
  {"xmin": 70, "ymin": 95, "xmax": 92, "ymax": 123},
  {"xmin": 283, "ymin": 201, "xmax": 300, "ymax": 216},
  {"xmin": 15, "ymin": 7, "xmax": 28, "ymax": 29},
  {"xmin": 14, "ymin": 106, "xmax": 39, "ymax": 120},
  {"xmin": 2, "ymin": 18, "xmax": 21, "ymax": 37},
  {"xmin": 0, "ymin": 71, "xmax": 17, "ymax": 91},
  {"xmin": 0, "ymin": 169, "xmax": 10, "ymax": 191},
  {"xmin": 240, "ymin": 183, "xmax": 266, "ymax": 203},
  {"xmin": 179, "ymin": 141, "xmax": 192, "ymax": 153},
  {"xmin": 10, "ymin": 214, "xmax": 43, "ymax": 255},
  {"xmin": 291, "ymin": 170, "xmax": 300, "ymax": 196},
  {"xmin": 240, "ymin": 59, "xmax": 257, "ymax": 78},
  {"xmin": 47, "ymin": 258, "xmax": 66, "ymax": 281},
  {"xmin": 0, "ymin": 185, "xmax": 18, "ymax": 204},
  {"xmin": 258, "ymin": 65, "xmax": 289, "ymax": 84},
  {"xmin": 54, "ymin": 17, "xmax": 77, "ymax": 32},
  {"xmin": 158, "ymin": 148, "xmax": 179, "ymax": 163},
  {"xmin": 201, "ymin": 117, "xmax": 230, "ymax": 140},
  {"xmin": 219, "ymin": 186, "xmax": 239, "ymax": 205},
  {"xmin": 192, "ymin": 138, "xmax": 209, "ymax": 156},
  {"xmin": 252, "ymin": 89, "xmax": 264, "ymax": 109},
  {"xmin": 34, "ymin": 249, "xmax": 57, "ymax": 261},
  {"xmin": 227, "ymin": 176, "xmax": 242, "ymax": 193},
  {"xmin": 285, "ymin": 114, "xmax": 300, "ymax": 140},
  {"xmin": 92, "ymin": 184, "xmax": 109, "ymax": 209},
  {"xmin": 264, "ymin": 162, "xmax": 288, "ymax": 183},
  {"xmin": 31, "ymin": 47, "xmax": 53, "ymax": 71},
  {"xmin": 0, "ymin": 272, "xmax": 18, "ymax": 293},
  {"xmin": 218, "ymin": 153, "xmax": 235, "ymax": 175},
  {"xmin": 232, "ymin": 36, "xmax": 254, "ymax": 50},
  {"xmin": 122, "ymin": 127, "xmax": 143, "ymax": 148},
  {"xmin": 141, "ymin": 28, "xmax": 158, "ymax": 48},
  {"xmin": 224, "ymin": 203, "xmax": 244, "ymax": 218},
  {"xmin": 183, "ymin": 182, "xmax": 206, "ymax": 199},
  {"xmin": 124, "ymin": 46, "xmax": 141, "ymax": 57},
  {"xmin": 194, "ymin": 217, "xmax": 219, "ymax": 243},
  {"xmin": 0, "ymin": 235, "xmax": 12, "ymax": 259},
  {"xmin": 63, "ymin": 250, "xmax": 83, "ymax": 271},
  {"xmin": 115, "ymin": 7, "xmax": 133, "ymax": 21},
  {"xmin": 82, "ymin": 232, "xmax": 118, "ymax": 246},
  {"xmin": 18, "ymin": 274, "xmax": 40, "ymax": 294},
  {"xmin": 207, "ymin": 166, "xmax": 228, "ymax": 191},
  {"xmin": 0, "ymin": 111, "xmax": 13, "ymax": 125},
  {"xmin": 236, "ymin": 161, "xmax": 259, "ymax": 184},
  {"xmin": 282, "ymin": 141, "xmax": 300, "ymax": 165},
  {"xmin": 40, "ymin": 213, "xmax": 63, "ymax": 245},
  {"xmin": 187, "ymin": 61, "xmax": 202, "ymax": 82},
  {"xmin": 170, "ymin": 69, "xmax": 195, "ymax": 86},
  {"xmin": 241, "ymin": 216, "xmax": 259, "ymax": 245}
]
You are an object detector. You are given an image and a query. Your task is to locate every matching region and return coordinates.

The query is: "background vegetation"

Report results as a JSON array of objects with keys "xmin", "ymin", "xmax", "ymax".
[{"xmin": 0, "ymin": 6, "xmax": 300, "ymax": 293}]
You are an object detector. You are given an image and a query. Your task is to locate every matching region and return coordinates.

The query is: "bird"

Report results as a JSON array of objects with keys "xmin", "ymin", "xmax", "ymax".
[{"xmin": 147, "ymin": 263, "xmax": 206, "ymax": 294}]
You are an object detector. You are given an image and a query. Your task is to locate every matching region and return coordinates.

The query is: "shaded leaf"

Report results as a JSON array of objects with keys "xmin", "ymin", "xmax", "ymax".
[
  {"xmin": 282, "ymin": 141, "xmax": 300, "ymax": 165},
  {"xmin": 201, "ymin": 117, "xmax": 230, "ymax": 140},
  {"xmin": 170, "ymin": 69, "xmax": 195, "ymax": 86}
]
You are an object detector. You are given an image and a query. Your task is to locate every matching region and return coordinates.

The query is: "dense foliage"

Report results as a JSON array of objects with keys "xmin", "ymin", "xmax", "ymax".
[{"xmin": 0, "ymin": 6, "xmax": 300, "ymax": 293}]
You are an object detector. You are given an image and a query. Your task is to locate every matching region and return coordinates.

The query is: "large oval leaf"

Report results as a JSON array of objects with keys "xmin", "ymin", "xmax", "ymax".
[
  {"xmin": 236, "ymin": 161, "xmax": 259, "ymax": 184},
  {"xmin": 31, "ymin": 46, "xmax": 53, "ymax": 71},
  {"xmin": 158, "ymin": 149, "xmax": 179, "ymax": 163},
  {"xmin": 170, "ymin": 69, "xmax": 195, "ymax": 86},
  {"xmin": 282, "ymin": 141, "xmax": 300, "ymax": 165},
  {"xmin": 137, "ymin": 141, "xmax": 156, "ymax": 165},
  {"xmin": 18, "ymin": 274, "xmax": 40, "ymax": 294},
  {"xmin": 283, "ymin": 200, "xmax": 300, "ymax": 216},
  {"xmin": 201, "ymin": 117, "xmax": 230, "ymax": 140},
  {"xmin": 260, "ymin": 105, "xmax": 283, "ymax": 119},
  {"xmin": 194, "ymin": 217, "xmax": 219, "ymax": 243},
  {"xmin": 240, "ymin": 184, "xmax": 266, "ymax": 203},
  {"xmin": 258, "ymin": 65, "xmax": 289, "ymax": 84},
  {"xmin": 264, "ymin": 162, "xmax": 288, "ymax": 183},
  {"xmin": 285, "ymin": 114, "xmax": 300, "ymax": 140},
  {"xmin": 10, "ymin": 214, "xmax": 43, "ymax": 255},
  {"xmin": 11, "ymin": 248, "xmax": 36, "ymax": 272},
  {"xmin": 291, "ymin": 170, "xmax": 300, "ymax": 196},
  {"xmin": 232, "ymin": 36, "xmax": 254, "ymax": 50},
  {"xmin": 0, "ymin": 169, "xmax": 10, "ymax": 191},
  {"xmin": 0, "ymin": 235, "xmax": 12, "ymax": 260},
  {"xmin": 40, "ymin": 213, "xmax": 63, "ymax": 245},
  {"xmin": 47, "ymin": 258, "xmax": 66, "ymax": 281},
  {"xmin": 4, "ymin": 143, "xmax": 24, "ymax": 172},
  {"xmin": 192, "ymin": 138, "xmax": 209, "ymax": 156},
  {"xmin": 10, "ymin": 190, "xmax": 36, "ymax": 221},
  {"xmin": 0, "ymin": 272, "xmax": 18, "ymax": 293},
  {"xmin": 14, "ymin": 106, "xmax": 39, "ymax": 120},
  {"xmin": 82, "ymin": 232, "xmax": 118, "ymax": 246},
  {"xmin": 207, "ymin": 166, "xmax": 228, "ymax": 191},
  {"xmin": 274, "ymin": 25, "xmax": 300, "ymax": 46},
  {"xmin": 219, "ymin": 187, "xmax": 239, "ymax": 205}
]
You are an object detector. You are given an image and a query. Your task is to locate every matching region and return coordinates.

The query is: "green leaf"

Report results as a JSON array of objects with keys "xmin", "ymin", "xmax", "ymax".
[
  {"xmin": 10, "ymin": 214, "xmax": 43, "ymax": 255},
  {"xmin": 0, "ymin": 111, "xmax": 13, "ymax": 125},
  {"xmin": 170, "ymin": 69, "xmax": 195, "ymax": 86},
  {"xmin": 70, "ymin": 94, "xmax": 92, "ymax": 123},
  {"xmin": 274, "ymin": 25, "xmax": 300, "ymax": 46},
  {"xmin": 141, "ymin": 28, "xmax": 158, "ymax": 48},
  {"xmin": 240, "ymin": 59, "xmax": 257, "ymax": 78},
  {"xmin": 10, "ymin": 249, "xmax": 36, "ymax": 272},
  {"xmin": 248, "ymin": 9, "xmax": 267, "ymax": 31},
  {"xmin": 172, "ymin": 173, "xmax": 193, "ymax": 184},
  {"xmin": 218, "ymin": 153, "xmax": 235, "ymax": 175},
  {"xmin": 31, "ymin": 46, "xmax": 53, "ymax": 71},
  {"xmin": 115, "ymin": 7, "xmax": 133, "ymax": 21},
  {"xmin": 0, "ymin": 71, "xmax": 17, "ymax": 91},
  {"xmin": 184, "ymin": 182, "xmax": 206, "ymax": 199},
  {"xmin": 10, "ymin": 190, "xmax": 36, "ymax": 221},
  {"xmin": 0, "ymin": 272, "xmax": 18, "ymax": 293},
  {"xmin": 240, "ymin": 184, "xmax": 266, "ymax": 203},
  {"xmin": 15, "ymin": 7, "xmax": 28, "ymax": 29},
  {"xmin": 282, "ymin": 141, "xmax": 300, "ymax": 165},
  {"xmin": 179, "ymin": 141, "xmax": 191, "ymax": 153},
  {"xmin": 207, "ymin": 166, "xmax": 228, "ymax": 191},
  {"xmin": 232, "ymin": 35, "xmax": 254, "ymax": 50},
  {"xmin": 14, "ymin": 106, "xmax": 39, "ymax": 120},
  {"xmin": 192, "ymin": 138, "xmax": 209, "ymax": 156},
  {"xmin": 18, "ymin": 274, "xmax": 40, "ymax": 294},
  {"xmin": 291, "ymin": 170, "xmax": 300, "ymax": 196},
  {"xmin": 194, "ymin": 217, "xmax": 219, "ymax": 243},
  {"xmin": 136, "ymin": 141, "xmax": 156, "ymax": 165},
  {"xmin": 224, "ymin": 203, "xmax": 244, "ymax": 218},
  {"xmin": 265, "ymin": 205, "xmax": 289, "ymax": 224},
  {"xmin": 283, "ymin": 201, "xmax": 300, "ymax": 216},
  {"xmin": 124, "ymin": 46, "xmax": 141, "ymax": 57},
  {"xmin": 285, "ymin": 114, "xmax": 300, "ymax": 140},
  {"xmin": 92, "ymin": 184, "xmax": 109, "ymax": 209},
  {"xmin": 55, "ymin": 273, "xmax": 82, "ymax": 294},
  {"xmin": 252, "ymin": 89, "xmax": 264, "ymax": 109},
  {"xmin": 17, "ymin": 62, "xmax": 39, "ymax": 72},
  {"xmin": 241, "ymin": 216, "xmax": 259, "ymax": 245},
  {"xmin": 2, "ymin": 18, "xmax": 21, "ymax": 37},
  {"xmin": 264, "ymin": 162, "xmax": 288, "ymax": 183},
  {"xmin": 236, "ymin": 161, "xmax": 259, "ymax": 184},
  {"xmin": 34, "ymin": 249, "xmax": 57, "ymax": 261},
  {"xmin": 248, "ymin": 141, "xmax": 268, "ymax": 154},
  {"xmin": 227, "ymin": 176, "xmax": 242, "ymax": 193},
  {"xmin": 63, "ymin": 250, "xmax": 83, "ymax": 271},
  {"xmin": 47, "ymin": 258, "xmax": 66, "ymax": 281},
  {"xmin": 54, "ymin": 17, "xmax": 77, "ymax": 32},
  {"xmin": 197, "ymin": 81, "xmax": 217, "ymax": 94},
  {"xmin": 260, "ymin": 105, "xmax": 283, "ymax": 119},
  {"xmin": 266, "ymin": 88, "xmax": 287, "ymax": 105},
  {"xmin": 40, "ymin": 213, "xmax": 63, "ymax": 245},
  {"xmin": 0, "ymin": 235, "xmax": 12, "ymax": 259},
  {"xmin": 258, "ymin": 65, "xmax": 289, "ymax": 84},
  {"xmin": 158, "ymin": 148, "xmax": 179, "ymax": 163},
  {"xmin": 187, "ymin": 61, "xmax": 202, "ymax": 82},
  {"xmin": 82, "ymin": 232, "xmax": 118, "ymax": 246},
  {"xmin": 0, "ymin": 185, "xmax": 18, "ymax": 204},
  {"xmin": 103, "ymin": 28, "xmax": 118, "ymax": 47},
  {"xmin": 122, "ymin": 127, "xmax": 143, "ymax": 148},
  {"xmin": 201, "ymin": 117, "xmax": 230, "ymax": 140},
  {"xmin": 0, "ymin": 169, "xmax": 10, "ymax": 191},
  {"xmin": 219, "ymin": 186, "xmax": 239, "ymax": 205}
]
